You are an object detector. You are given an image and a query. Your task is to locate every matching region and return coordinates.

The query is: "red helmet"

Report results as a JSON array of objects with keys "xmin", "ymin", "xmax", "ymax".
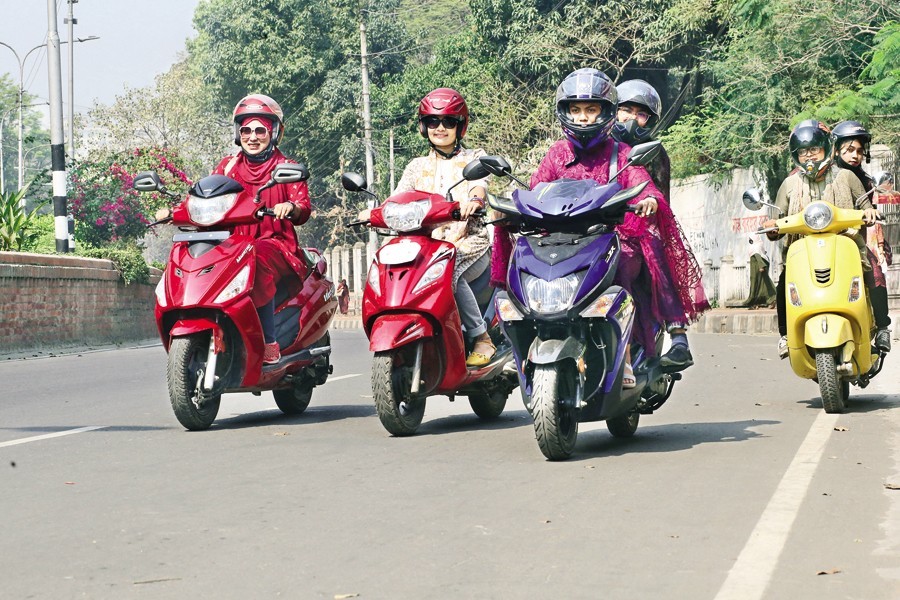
[
  {"xmin": 418, "ymin": 88, "xmax": 469, "ymax": 138},
  {"xmin": 232, "ymin": 94, "xmax": 285, "ymax": 145}
]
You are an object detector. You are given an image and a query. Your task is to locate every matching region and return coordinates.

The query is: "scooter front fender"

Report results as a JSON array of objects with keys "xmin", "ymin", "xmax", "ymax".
[
  {"xmin": 368, "ymin": 313, "xmax": 435, "ymax": 352},
  {"xmin": 167, "ymin": 318, "xmax": 222, "ymax": 347},
  {"xmin": 528, "ymin": 337, "xmax": 585, "ymax": 365},
  {"xmin": 803, "ymin": 314, "xmax": 854, "ymax": 349}
]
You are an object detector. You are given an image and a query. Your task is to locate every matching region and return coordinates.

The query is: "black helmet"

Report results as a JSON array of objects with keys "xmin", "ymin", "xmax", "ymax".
[
  {"xmin": 555, "ymin": 68, "xmax": 617, "ymax": 152},
  {"xmin": 831, "ymin": 120, "xmax": 871, "ymax": 166},
  {"xmin": 789, "ymin": 120, "xmax": 833, "ymax": 180},
  {"xmin": 612, "ymin": 79, "xmax": 662, "ymax": 145}
]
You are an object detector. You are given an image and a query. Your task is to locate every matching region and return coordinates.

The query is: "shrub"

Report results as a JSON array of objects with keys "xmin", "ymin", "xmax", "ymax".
[
  {"xmin": 0, "ymin": 186, "xmax": 47, "ymax": 251},
  {"xmin": 69, "ymin": 147, "xmax": 191, "ymax": 248},
  {"xmin": 78, "ymin": 242, "xmax": 151, "ymax": 285}
]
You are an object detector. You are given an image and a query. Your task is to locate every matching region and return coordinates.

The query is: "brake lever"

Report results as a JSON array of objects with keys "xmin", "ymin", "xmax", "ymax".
[
  {"xmin": 146, "ymin": 216, "xmax": 173, "ymax": 228},
  {"xmin": 347, "ymin": 220, "xmax": 370, "ymax": 228}
]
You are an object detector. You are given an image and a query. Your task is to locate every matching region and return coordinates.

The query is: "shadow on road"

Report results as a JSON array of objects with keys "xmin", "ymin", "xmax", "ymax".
[
  {"xmin": 415, "ymin": 409, "xmax": 532, "ymax": 436},
  {"xmin": 796, "ymin": 393, "xmax": 899, "ymax": 413},
  {"xmin": 570, "ymin": 418, "xmax": 780, "ymax": 461},
  {"xmin": 208, "ymin": 403, "xmax": 376, "ymax": 430}
]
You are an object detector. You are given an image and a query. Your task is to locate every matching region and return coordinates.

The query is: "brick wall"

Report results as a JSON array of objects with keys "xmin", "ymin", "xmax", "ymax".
[{"xmin": 0, "ymin": 252, "xmax": 161, "ymax": 353}]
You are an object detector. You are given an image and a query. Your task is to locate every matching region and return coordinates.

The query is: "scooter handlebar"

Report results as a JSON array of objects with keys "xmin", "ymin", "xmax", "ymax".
[{"xmin": 255, "ymin": 207, "xmax": 277, "ymax": 219}]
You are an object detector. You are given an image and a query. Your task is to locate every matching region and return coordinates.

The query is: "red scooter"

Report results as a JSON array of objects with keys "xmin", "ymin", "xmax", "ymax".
[
  {"xmin": 342, "ymin": 165, "xmax": 518, "ymax": 436},
  {"xmin": 134, "ymin": 164, "xmax": 337, "ymax": 430}
]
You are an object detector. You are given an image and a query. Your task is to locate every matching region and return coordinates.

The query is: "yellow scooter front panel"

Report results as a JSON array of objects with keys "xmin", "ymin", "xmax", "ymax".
[{"xmin": 784, "ymin": 233, "xmax": 873, "ymax": 379}]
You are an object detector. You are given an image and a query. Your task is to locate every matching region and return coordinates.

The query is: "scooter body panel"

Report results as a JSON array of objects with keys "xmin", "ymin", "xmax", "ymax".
[{"xmin": 785, "ymin": 232, "xmax": 874, "ymax": 378}]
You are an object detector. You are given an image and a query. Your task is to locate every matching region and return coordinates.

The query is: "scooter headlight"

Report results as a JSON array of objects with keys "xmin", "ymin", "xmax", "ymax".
[
  {"xmin": 580, "ymin": 291, "xmax": 618, "ymax": 318},
  {"xmin": 787, "ymin": 282, "xmax": 802, "ymax": 307},
  {"xmin": 412, "ymin": 259, "xmax": 448, "ymax": 294},
  {"xmin": 367, "ymin": 261, "xmax": 381, "ymax": 296},
  {"xmin": 213, "ymin": 264, "xmax": 251, "ymax": 304},
  {"xmin": 848, "ymin": 276, "xmax": 861, "ymax": 302},
  {"xmin": 522, "ymin": 272, "xmax": 581, "ymax": 314},
  {"xmin": 382, "ymin": 200, "xmax": 431, "ymax": 232},
  {"xmin": 155, "ymin": 276, "xmax": 167, "ymax": 307},
  {"xmin": 496, "ymin": 296, "xmax": 525, "ymax": 321},
  {"xmin": 803, "ymin": 202, "xmax": 833, "ymax": 231},
  {"xmin": 187, "ymin": 192, "xmax": 239, "ymax": 225}
]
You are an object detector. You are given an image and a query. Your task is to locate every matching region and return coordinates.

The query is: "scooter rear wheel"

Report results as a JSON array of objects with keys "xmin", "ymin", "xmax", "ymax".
[
  {"xmin": 531, "ymin": 363, "xmax": 578, "ymax": 461},
  {"xmin": 168, "ymin": 335, "xmax": 222, "ymax": 430},
  {"xmin": 468, "ymin": 390, "xmax": 508, "ymax": 419},
  {"xmin": 816, "ymin": 351, "xmax": 847, "ymax": 414},
  {"xmin": 372, "ymin": 349, "xmax": 425, "ymax": 436}
]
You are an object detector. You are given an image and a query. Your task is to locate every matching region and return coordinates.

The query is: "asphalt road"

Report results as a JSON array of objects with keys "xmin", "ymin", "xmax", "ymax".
[{"xmin": 1, "ymin": 331, "xmax": 898, "ymax": 599}]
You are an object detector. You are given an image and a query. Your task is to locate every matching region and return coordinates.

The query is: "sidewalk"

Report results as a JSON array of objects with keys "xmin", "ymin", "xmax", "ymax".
[{"xmin": 330, "ymin": 308, "xmax": 900, "ymax": 339}]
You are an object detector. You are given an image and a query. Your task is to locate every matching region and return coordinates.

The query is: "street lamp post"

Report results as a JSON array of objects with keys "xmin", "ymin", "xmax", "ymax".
[
  {"xmin": 0, "ymin": 36, "xmax": 98, "ymax": 195},
  {"xmin": 0, "ymin": 41, "xmax": 47, "ymax": 194}
]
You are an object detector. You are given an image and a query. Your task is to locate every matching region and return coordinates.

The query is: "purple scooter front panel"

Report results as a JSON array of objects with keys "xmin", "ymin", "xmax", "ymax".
[{"xmin": 507, "ymin": 233, "xmax": 619, "ymax": 313}]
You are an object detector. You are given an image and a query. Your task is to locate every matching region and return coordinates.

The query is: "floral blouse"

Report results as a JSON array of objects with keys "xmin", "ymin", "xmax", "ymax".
[{"xmin": 394, "ymin": 147, "xmax": 491, "ymax": 279}]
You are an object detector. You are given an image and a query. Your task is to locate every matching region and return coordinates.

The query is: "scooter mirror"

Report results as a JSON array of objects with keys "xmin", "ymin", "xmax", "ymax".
[
  {"xmin": 272, "ymin": 163, "xmax": 309, "ymax": 184},
  {"xmin": 478, "ymin": 155, "xmax": 513, "ymax": 177},
  {"xmin": 627, "ymin": 140, "xmax": 662, "ymax": 166},
  {"xmin": 742, "ymin": 188, "xmax": 764, "ymax": 211},
  {"xmin": 341, "ymin": 172, "xmax": 367, "ymax": 192},
  {"xmin": 133, "ymin": 171, "xmax": 162, "ymax": 192},
  {"xmin": 462, "ymin": 159, "xmax": 490, "ymax": 181}
]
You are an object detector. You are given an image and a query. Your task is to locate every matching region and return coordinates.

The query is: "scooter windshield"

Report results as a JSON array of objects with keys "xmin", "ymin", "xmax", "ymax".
[{"xmin": 514, "ymin": 178, "xmax": 621, "ymax": 221}]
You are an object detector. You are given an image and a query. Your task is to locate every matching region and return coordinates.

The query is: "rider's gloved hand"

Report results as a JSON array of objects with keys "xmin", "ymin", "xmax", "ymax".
[{"xmin": 634, "ymin": 198, "xmax": 658, "ymax": 218}]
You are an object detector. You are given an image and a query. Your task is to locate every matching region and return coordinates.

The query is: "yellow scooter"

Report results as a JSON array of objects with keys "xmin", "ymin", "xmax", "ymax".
[{"xmin": 743, "ymin": 190, "xmax": 886, "ymax": 413}]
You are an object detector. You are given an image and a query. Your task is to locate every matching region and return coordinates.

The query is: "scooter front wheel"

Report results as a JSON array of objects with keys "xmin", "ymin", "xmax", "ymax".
[
  {"xmin": 815, "ymin": 351, "xmax": 847, "ymax": 414},
  {"xmin": 531, "ymin": 363, "xmax": 578, "ymax": 461},
  {"xmin": 168, "ymin": 335, "xmax": 222, "ymax": 430},
  {"xmin": 372, "ymin": 349, "xmax": 425, "ymax": 436}
]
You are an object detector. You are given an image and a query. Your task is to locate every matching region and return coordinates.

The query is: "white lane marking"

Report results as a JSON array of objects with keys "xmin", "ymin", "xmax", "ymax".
[
  {"xmin": 715, "ymin": 410, "xmax": 839, "ymax": 600},
  {"xmin": 324, "ymin": 374, "xmax": 361, "ymax": 383},
  {"xmin": 0, "ymin": 426, "xmax": 107, "ymax": 448}
]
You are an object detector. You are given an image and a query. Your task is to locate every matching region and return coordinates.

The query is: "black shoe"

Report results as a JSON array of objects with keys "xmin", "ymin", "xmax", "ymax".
[
  {"xmin": 659, "ymin": 345, "xmax": 694, "ymax": 372},
  {"xmin": 875, "ymin": 328, "xmax": 891, "ymax": 353}
]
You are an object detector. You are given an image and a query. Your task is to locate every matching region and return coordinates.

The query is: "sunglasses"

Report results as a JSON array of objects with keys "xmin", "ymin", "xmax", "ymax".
[
  {"xmin": 239, "ymin": 126, "xmax": 270, "ymax": 137},
  {"xmin": 422, "ymin": 116, "xmax": 460, "ymax": 130}
]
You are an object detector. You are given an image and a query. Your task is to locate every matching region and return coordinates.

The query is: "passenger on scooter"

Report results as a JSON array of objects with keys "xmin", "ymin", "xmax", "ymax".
[
  {"xmin": 611, "ymin": 78, "xmax": 699, "ymax": 373},
  {"xmin": 527, "ymin": 68, "xmax": 709, "ymax": 388},
  {"xmin": 358, "ymin": 88, "xmax": 495, "ymax": 367},
  {"xmin": 762, "ymin": 119, "xmax": 887, "ymax": 358},
  {"xmin": 156, "ymin": 94, "xmax": 311, "ymax": 365},
  {"xmin": 832, "ymin": 120, "xmax": 891, "ymax": 349}
]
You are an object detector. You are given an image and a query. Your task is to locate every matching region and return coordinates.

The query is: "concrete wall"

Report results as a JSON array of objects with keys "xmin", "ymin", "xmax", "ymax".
[{"xmin": 0, "ymin": 252, "xmax": 160, "ymax": 353}]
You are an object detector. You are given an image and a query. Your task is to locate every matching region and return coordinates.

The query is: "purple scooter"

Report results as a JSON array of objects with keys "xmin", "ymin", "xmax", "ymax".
[{"xmin": 478, "ymin": 141, "xmax": 680, "ymax": 460}]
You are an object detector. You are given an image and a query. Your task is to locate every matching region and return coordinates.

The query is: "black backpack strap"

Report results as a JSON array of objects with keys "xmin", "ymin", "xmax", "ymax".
[{"xmin": 608, "ymin": 140, "xmax": 619, "ymax": 183}]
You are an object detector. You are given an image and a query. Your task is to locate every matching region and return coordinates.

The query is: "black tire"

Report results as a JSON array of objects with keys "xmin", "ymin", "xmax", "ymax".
[
  {"xmin": 816, "ymin": 351, "xmax": 846, "ymax": 414},
  {"xmin": 273, "ymin": 385, "xmax": 313, "ymax": 415},
  {"xmin": 468, "ymin": 390, "xmax": 508, "ymax": 419},
  {"xmin": 168, "ymin": 335, "xmax": 221, "ymax": 431},
  {"xmin": 272, "ymin": 332, "xmax": 331, "ymax": 415},
  {"xmin": 606, "ymin": 410, "xmax": 640, "ymax": 438},
  {"xmin": 531, "ymin": 363, "xmax": 578, "ymax": 461},
  {"xmin": 372, "ymin": 350, "xmax": 424, "ymax": 436}
]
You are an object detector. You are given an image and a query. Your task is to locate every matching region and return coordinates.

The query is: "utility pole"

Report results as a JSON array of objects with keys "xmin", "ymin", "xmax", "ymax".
[
  {"xmin": 389, "ymin": 128, "xmax": 395, "ymax": 192},
  {"xmin": 359, "ymin": 18, "xmax": 377, "ymax": 253},
  {"xmin": 65, "ymin": 0, "xmax": 77, "ymax": 159},
  {"xmin": 48, "ymin": 0, "xmax": 70, "ymax": 252}
]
